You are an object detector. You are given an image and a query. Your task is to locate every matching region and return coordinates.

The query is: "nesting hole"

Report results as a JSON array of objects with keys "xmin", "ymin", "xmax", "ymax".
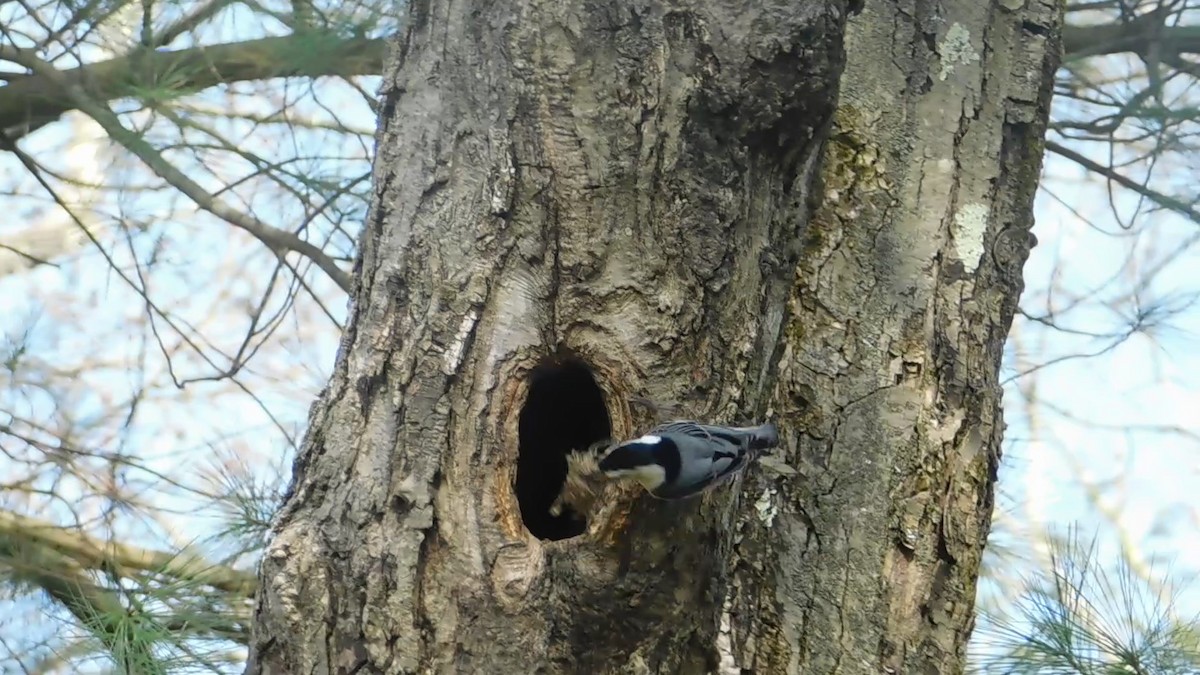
[{"xmin": 516, "ymin": 355, "xmax": 611, "ymax": 541}]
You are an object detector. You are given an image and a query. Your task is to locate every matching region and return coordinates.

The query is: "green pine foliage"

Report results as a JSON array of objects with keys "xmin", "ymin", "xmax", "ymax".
[{"xmin": 972, "ymin": 528, "xmax": 1200, "ymax": 674}]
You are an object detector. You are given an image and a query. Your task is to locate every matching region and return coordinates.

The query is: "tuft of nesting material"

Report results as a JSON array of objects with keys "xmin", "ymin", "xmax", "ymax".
[{"xmin": 549, "ymin": 440, "xmax": 611, "ymax": 518}]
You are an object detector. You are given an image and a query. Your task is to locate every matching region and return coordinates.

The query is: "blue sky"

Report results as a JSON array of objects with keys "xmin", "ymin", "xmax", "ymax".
[{"xmin": 986, "ymin": 148, "xmax": 1200, "ymax": 616}]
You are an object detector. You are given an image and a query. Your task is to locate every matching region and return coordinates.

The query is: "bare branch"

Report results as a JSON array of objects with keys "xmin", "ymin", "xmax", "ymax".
[
  {"xmin": 1064, "ymin": 10, "xmax": 1200, "ymax": 59},
  {"xmin": 1044, "ymin": 139, "xmax": 1200, "ymax": 223}
]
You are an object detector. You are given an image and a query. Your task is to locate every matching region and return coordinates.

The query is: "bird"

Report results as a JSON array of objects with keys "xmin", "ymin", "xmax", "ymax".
[{"xmin": 597, "ymin": 420, "xmax": 780, "ymax": 500}]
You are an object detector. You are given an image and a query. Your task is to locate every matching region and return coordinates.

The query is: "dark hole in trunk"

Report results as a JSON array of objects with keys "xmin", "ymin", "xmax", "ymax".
[{"xmin": 516, "ymin": 355, "xmax": 611, "ymax": 540}]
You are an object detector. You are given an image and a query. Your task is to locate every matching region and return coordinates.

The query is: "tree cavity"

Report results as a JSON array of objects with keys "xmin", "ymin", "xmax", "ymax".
[{"xmin": 516, "ymin": 355, "xmax": 610, "ymax": 541}]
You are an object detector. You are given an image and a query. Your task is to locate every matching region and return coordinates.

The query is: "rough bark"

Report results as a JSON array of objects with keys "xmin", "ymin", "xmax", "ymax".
[
  {"xmin": 247, "ymin": 0, "xmax": 1060, "ymax": 673},
  {"xmin": 721, "ymin": 2, "xmax": 1061, "ymax": 672}
]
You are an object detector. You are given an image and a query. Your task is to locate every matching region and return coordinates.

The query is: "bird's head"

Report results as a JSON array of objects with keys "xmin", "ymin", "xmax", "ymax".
[{"xmin": 598, "ymin": 435, "xmax": 668, "ymax": 489}]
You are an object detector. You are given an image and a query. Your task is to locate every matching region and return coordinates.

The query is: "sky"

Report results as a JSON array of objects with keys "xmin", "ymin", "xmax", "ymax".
[{"xmin": 983, "ymin": 148, "xmax": 1200, "ymax": 619}]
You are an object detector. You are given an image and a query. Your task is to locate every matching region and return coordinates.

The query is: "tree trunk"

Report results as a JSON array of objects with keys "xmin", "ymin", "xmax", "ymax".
[
  {"xmin": 247, "ymin": 0, "xmax": 1060, "ymax": 673},
  {"xmin": 719, "ymin": 1, "xmax": 1061, "ymax": 672}
]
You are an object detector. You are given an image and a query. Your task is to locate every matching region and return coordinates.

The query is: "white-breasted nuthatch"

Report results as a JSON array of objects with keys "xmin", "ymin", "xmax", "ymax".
[
  {"xmin": 549, "ymin": 421, "xmax": 781, "ymax": 516},
  {"xmin": 598, "ymin": 420, "xmax": 780, "ymax": 499}
]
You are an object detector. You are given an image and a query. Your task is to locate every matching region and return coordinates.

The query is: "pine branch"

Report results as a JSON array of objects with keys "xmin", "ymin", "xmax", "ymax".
[
  {"xmin": 0, "ymin": 509, "xmax": 257, "ymax": 598},
  {"xmin": 0, "ymin": 525, "xmax": 168, "ymax": 673},
  {"xmin": 0, "ymin": 33, "xmax": 386, "ymax": 140}
]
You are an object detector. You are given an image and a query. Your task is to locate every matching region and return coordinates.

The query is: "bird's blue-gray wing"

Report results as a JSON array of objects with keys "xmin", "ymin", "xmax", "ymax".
[
  {"xmin": 650, "ymin": 421, "xmax": 742, "ymax": 455},
  {"xmin": 649, "ymin": 420, "xmax": 710, "ymax": 440},
  {"xmin": 650, "ymin": 420, "xmax": 777, "ymax": 451},
  {"xmin": 650, "ymin": 434, "xmax": 748, "ymax": 499}
]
